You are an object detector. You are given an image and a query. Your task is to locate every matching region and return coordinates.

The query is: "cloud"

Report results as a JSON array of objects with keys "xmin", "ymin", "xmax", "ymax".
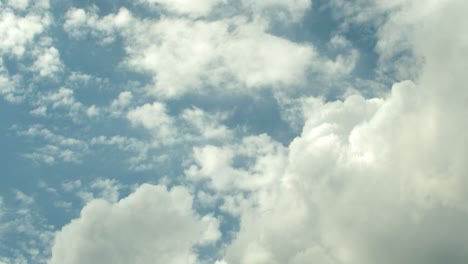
[
  {"xmin": 242, "ymin": 0, "xmax": 312, "ymax": 22},
  {"xmin": 7, "ymin": 0, "xmax": 29, "ymax": 10},
  {"xmin": 218, "ymin": 1, "xmax": 468, "ymax": 263},
  {"xmin": 34, "ymin": 87, "xmax": 95, "ymax": 122},
  {"xmin": 186, "ymin": 134, "xmax": 287, "ymax": 192},
  {"xmin": 16, "ymin": 125, "xmax": 88, "ymax": 164},
  {"xmin": 0, "ymin": 191, "xmax": 54, "ymax": 264},
  {"xmin": 31, "ymin": 46, "xmax": 62, "ymax": 78},
  {"xmin": 14, "ymin": 190, "xmax": 34, "ymax": 205},
  {"xmin": 138, "ymin": 0, "xmax": 223, "ymax": 17},
  {"xmin": 0, "ymin": 58, "xmax": 23, "ymax": 103},
  {"xmin": 49, "ymin": 184, "xmax": 220, "ymax": 264},
  {"xmin": 127, "ymin": 102, "xmax": 176, "ymax": 142},
  {"xmin": 63, "ymin": 8, "xmax": 317, "ymax": 98},
  {"xmin": 0, "ymin": 6, "xmax": 50, "ymax": 57},
  {"xmin": 138, "ymin": 0, "xmax": 312, "ymax": 22},
  {"xmin": 110, "ymin": 91, "xmax": 133, "ymax": 117},
  {"xmin": 180, "ymin": 107, "xmax": 231, "ymax": 140}
]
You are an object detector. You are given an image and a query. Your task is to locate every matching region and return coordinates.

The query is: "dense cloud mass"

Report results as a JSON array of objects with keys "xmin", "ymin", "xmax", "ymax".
[
  {"xmin": 0, "ymin": 0, "xmax": 467, "ymax": 263},
  {"xmin": 222, "ymin": 1, "xmax": 468, "ymax": 263}
]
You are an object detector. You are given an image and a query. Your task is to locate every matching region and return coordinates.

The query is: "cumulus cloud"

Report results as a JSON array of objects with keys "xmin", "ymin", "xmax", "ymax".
[
  {"xmin": 0, "ymin": 6, "xmax": 50, "ymax": 57},
  {"xmin": 49, "ymin": 184, "xmax": 221, "ymax": 264},
  {"xmin": 31, "ymin": 46, "xmax": 62, "ymax": 77},
  {"xmin": 63, "ymin": 7, "xmax": 318, "ymax": 98},
  {"xmin": 219, "ymin": 1, "xmax": 468, "ymax": 263},
  {"xmin": 127, "ymin": 102, "xmax": 176, "ymax": 142}
]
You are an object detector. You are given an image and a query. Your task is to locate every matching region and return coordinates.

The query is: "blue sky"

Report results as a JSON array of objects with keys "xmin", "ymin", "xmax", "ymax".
[{"xmin": 1, "ymin": 0, "xmax": 468, "ymax": 263}]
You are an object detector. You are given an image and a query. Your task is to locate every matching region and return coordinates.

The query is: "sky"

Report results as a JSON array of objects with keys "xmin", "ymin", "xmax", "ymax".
[{"xmin": 0, "ymin": 0, "xmax": 467, "ymax": 263}]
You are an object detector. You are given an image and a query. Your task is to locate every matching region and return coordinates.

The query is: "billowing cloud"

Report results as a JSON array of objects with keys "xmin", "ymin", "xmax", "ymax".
[
  {"xmin": 219, "ymin": 1, "xmax": 468, "ymax": 263},
  {"xmin": 49, "ymin": 184, "xmax": 221, "ymax": 264}
]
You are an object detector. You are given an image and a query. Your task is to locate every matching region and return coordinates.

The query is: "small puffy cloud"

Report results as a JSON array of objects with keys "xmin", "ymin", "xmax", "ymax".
[
  {"xmin": 0, "ymin": 7, "xmax": 50, "ymax": 57},
  {"xmin": 49, "ymin": 184, "xmax": 220, "ymax": 264},
  {"xmin": 90, "ymin": 179, "xmax": 122, "ymax": 203},
  {"xmin": 31, "ymin": 46, "xmax": 62, "ymax": 77},
  {"xmin": 30, "ymin": 105, "xmax": 47, "ymax": 116},
  {"xmin": 14, "ymin": 190, "xmax": 34, "ymax": 205},
  {"xmin": 180, "ymin": 107, "xmax": 231, "ymax": 140},
  {"xmin": 86, "ymin": 105, "xmax": 99, "ymax": 118},
  {"xmin": 110, "ymin": 91, "xmax": 133, "ymax": 117},
  {"xmin": 127, "ymin": 102, "xmax": 176, "ymax": 143},
  {"xmin": 64, "ymin": 7, "xmax": 132, "ymax": 43},
  {"xmin": 35, "ymin": 87, "xmax": 97, "ymax": 122}
]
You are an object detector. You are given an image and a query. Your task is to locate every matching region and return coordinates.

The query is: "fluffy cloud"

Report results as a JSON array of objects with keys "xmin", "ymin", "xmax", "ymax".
[
  {"xmin": 219, "ymin": 1, "xmax": 468, "ymax": 263},
  {"xmin": 186, "ymin": 134, "xmax": 287, "ymax": 192},
  {"xmin": 0, "ymin": 6, "xmax": 50, "ymax": 57},
  {"xmin": 63, "ymin": 8, "xmax": 319, "ymax": 98},
  {"xmin": 32, "ymin": 46, "xmax": 62, "ymax": 77},
  {"xmin": 124, "ymin": 17, "xmax": 315, "ymax": 98},
  {"xmin": 49, "ymin": 184, "xmax": 221, "ymax": 264},
  {"xmin": 139, "ymin": 0, "xmax": 223, "ymax": 17},
  {"xmin": 127, "ymin": 102, "xmax": 176, "ymax": 142}
]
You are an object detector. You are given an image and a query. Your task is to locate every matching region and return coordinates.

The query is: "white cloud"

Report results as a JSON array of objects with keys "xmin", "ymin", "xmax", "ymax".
[
  {"xmin": 242, "ymin": 0, "xmax": 312, "ymax": 22},
  {"xmin": 127, "ymin": 102, "xmax": 176, "ymax": 143},
  {"xmin": 32, "ymin": 46, "xmax": 62, "ymax": 77},
  {"xmin": 49, "ymin": 184, "xmax": 220, "ymax": 264},
  {"xmin": 64, "ymin": 7, "xmax": 131, "ymax": 44},
  {"xmin": 17, "ymin": 125, "xmax": 88, "ymax": 164},
  {"xmin": 0, "ymin": 59, "xmax": 23, "ymax": 103},
  {"xmin": 62, "ymin": 180, "xmax": 82, "ymax": 192},
  {"xmin": 0, "ymin": 7, "xmax": 50, "ymax": 57},
  {"xmin": 7, "ymin": 0, "xmax": 29, "ymax": 10},
  {"xmin": 110, "ymin": 91, "xmax": 133, "ymax": 117},
  {"xmin": 34, "ymin": 87, "xmax": 99, "ymax": 122},
  {"xmin": 180, "ymin": 107, "xmax": 231, "ymax": 140},
  {"xmin": 186, "ymin": 134, "xmax": 287, "ymax": 192},
  {"xmin": 63, "ymin": 9, "xmax": 317, "ymax": 98},
  {"xmin": 219, "ymin": 1, "xmax": 468, "ymax": 263},
  {"xmin": 86, "ymin": 105, "xmax": 99, "ymax": 117},
  {"xmin": 139, "ymin": 0, "xmax": 223, "ymax": 17},
  {"xmin": 14, "ymin": 190, "xmax": 34, "ymax": 205},
  {"xmin": 30, "ymin": 105, "xmax": 47, "ymax": 116},
  {"xmin": 90, "ymin": 179, "xmax": 122, "ymax": 203}
]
